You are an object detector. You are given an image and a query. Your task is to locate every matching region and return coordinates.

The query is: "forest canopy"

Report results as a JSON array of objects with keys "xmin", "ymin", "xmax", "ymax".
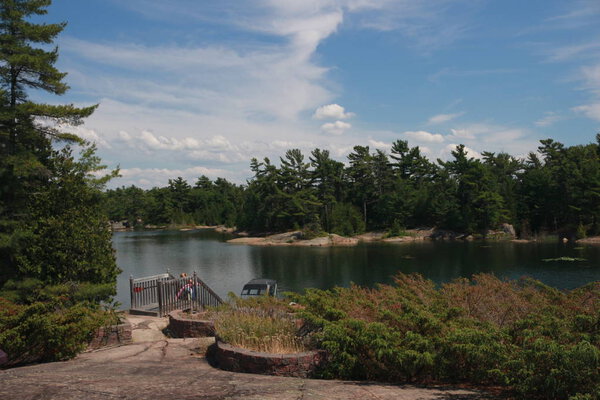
[{"xmin": 104, "ymin": 135, "xmax": 600, "ymax": 239}]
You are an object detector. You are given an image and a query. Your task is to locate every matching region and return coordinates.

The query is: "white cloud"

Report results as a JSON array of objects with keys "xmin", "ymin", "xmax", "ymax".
[
  {"xmin": 403, "ymin": 130, "xmax": 444, "ymax": 143},
  {"xmin": 444, "ymin": 144, "xmax": 482, "ymax": 159},
  {"xmin": 427, "ymin": 112, "xmax": 464, "ymax": 125},
  {"xmin": 544, "ymin": 42, "xmax": 600, "ymax": 62},
  {"xmin": 313, "ymin": 104, "xmax": 355, "ymax": 120},
  {"xmin": 63, "ymin": 37, "xmax": 332, "ymax": 122},
  {"xmin": 321, "ymin": 120, "xmax": 352, "ymax": 135},
  {"xmin": 56, "ymin": 1, "xmax": 500, "ymax": 187},
  {"xmin": 581, "ymin": 64, "xmax": 600, "ymax": 94},
  {"xmin": 546, "ymin": 0, "xmax": 600, "ymax": 26},
  {"xmin": 118, "ymin": 166, "xmax": 239, "ymax": 189},
  {"xmin": 449, "ymin": 128, "xmax": 475, "ymax": 139},
  {"xmin": 55, "ymin": 124, "xmax": 112, "ymax": 149},
  {"xmin": 368, "ymin": 139, "xmax": 391, "ymax": 151},
  {"xmin": 114, "ymin": 129, "xmax": 246, "ymax": 163},
  {"xmin": 572, "ymin": 64, "xmax": 600, "ymax": 122},
  {"xmin": 535, "ymin": 112, "xmax": 562, "ymax": 127},
  {"xmin": 328, "ymin": 144, "xmax": 355, "ymax": 158},
  {"xmin": 573, "ymin": 103, "xmax": 600, "ymax": 121}
]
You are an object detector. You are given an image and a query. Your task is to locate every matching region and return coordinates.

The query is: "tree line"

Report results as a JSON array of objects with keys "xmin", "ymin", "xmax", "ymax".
[{"xmin": 105, "ymin": 136, "xmax": 600, "ymax": 239}]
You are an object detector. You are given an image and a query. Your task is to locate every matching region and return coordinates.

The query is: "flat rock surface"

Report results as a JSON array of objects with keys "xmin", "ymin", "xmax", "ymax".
[
  {"xmin": 0, "ymin": 340, "xmax": 496, "ymax": 400},
  {"xmin": 0, "ymin": 315, "xmax": 498, "ymax": 400}
]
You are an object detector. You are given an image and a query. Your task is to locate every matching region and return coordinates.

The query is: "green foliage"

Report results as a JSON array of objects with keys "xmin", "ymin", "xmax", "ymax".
[
  {"xmin": 104, "ymin": 135, "xmax": 600, "ymax": 240},
  {"xmin": 577, "ymin": 222, "xmax": 588, "ymax": 240},
  {"xmin": 291, "ymin": 274, "xmax": 600, "ymax": 399},
  {"xmin": 9, "ymin": 145, "xmax": 120, "ymax": 288},
  {"xmin": 104, "ymin": 175, "xmax": 244, "ymax": 228},
  {"xmin": 301, "ymin": 220, "xmax": 326, "ymax": 239},
  {"xmin": 0, "ymin": 1, "xmax": 120, "ymax": 368},
  {"xmin": 385, "ymin": 219, "xmax": 410, "ymax": 238},
  {"xmin": 0, "ymin": 296, "xmax": 115, "ymax": 367},
  {"xmin": 0, "ymin": 0, "xmax": 118, "ymax": 294},
  {"xmin": 330, "ymin": 203, "xmax": 365, "ymax": 236}
]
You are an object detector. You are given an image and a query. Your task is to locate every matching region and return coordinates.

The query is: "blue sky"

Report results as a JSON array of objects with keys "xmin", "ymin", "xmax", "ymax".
[{"xmin": 41, "ymin": 0, "xmax": 600, "ymax": 188}]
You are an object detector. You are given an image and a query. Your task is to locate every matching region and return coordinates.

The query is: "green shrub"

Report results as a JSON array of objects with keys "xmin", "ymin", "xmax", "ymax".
[
  {"xmin": 0, "ymin": 280, "xmax": 116, "ymax": 306},
  {"xmin": 290, "ymin": 273, "xmax": 600, "ymax": 399},
  {"xmin": 0, "ymin": 297, "xmax": 114, "ymax": 367},
  {"xmin": 577, "ymin": 222, "xmax": 588, "ymax": 240},
  {"xmin": 330, "ymin": 203, "xmax": 365, "ymax": 236},
  {"xmin": 301, "ymin": 221, "xmax": 326, "ymax": 240},
  {"xmin": 384, "ymin": 219, "xmax": 412, "ymax": 238},
  {"xmin": 510, "ymin": 339, "xmax": 600, "ymax": 399}
]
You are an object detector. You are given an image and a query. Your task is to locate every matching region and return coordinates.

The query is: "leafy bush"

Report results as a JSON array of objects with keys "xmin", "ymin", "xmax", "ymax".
[
  {"xmin": 1, "ymin": 279, "xmax": 116, "ymax": 305},
  {"xmin": 0, "ymin": 297, "xmax": 115, "ymax": 367},
  {"xmin": 384, "ymin": 219, "xmax": 412, "ymax": 238},
  {"xmin": 330, "ymin": 203, "xmax": 365, "ymax": 236},
  {"xmin": 289, "ymin": 273, "xmax": 600, "ymax": 399},
  {"xmin": 301, "ymin": 221, "xmax": 327, "ymax": 240},
  {"xmin": 577, "ymin": 222, "xmax": 588, "ymax": 240}
]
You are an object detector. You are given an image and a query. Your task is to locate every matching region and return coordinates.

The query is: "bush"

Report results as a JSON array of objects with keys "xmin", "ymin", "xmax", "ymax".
[
  {"xmin": 577, "ymin": 222, "xmax": 588, "ymax": 240},
  {"xmin": 0, "ymin": 297, "xmax": 114, "ymax": 367},
  {"xmin": 330, "ymin": 203, "xmax": 365, "ymax": 236},
  {"xmin": 290, "ymin": 273, "xmax": 600, "ymax": 399},
  {"xmin": 385, "ymin": 219, "xmax": 410, "ymax": 238},
  {"xmin": 1, "ymin": 279, "xmax": 116, "ymax": 305}
]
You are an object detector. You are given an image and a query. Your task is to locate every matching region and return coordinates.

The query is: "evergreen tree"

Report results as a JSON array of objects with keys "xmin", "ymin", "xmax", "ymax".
[
  {"xmin": 310, "ymin": 148, "xmax": 345, "ymax": 232},
  {"xmin": 347, "ymin": 145, "xmax": 376, "ymax": 226},
  {"xmin": 277, "ymin": 149, "xmax": 320, "ymax": 229},
  {"xmin": 0, "ymin": 0, "xmax": 118, "ymax": 292}
]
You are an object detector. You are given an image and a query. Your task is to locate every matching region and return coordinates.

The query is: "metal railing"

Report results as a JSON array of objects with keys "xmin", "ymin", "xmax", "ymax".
[
  {"xmin": 130, "ymin": 272, "xmax": 172, "ymax": 311},
  {"xmin": 130, "ymin": 271, "xmax": 223, "ymax": 316},
  {"xmin": 157, "ymin": 272, "xmax": 223, "ymax": 316}
]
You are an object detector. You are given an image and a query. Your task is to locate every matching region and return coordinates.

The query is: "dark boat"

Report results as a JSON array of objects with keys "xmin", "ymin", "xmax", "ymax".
[{"xmin": 240, "ymin": 278, "xmax": 278, "ymax": 298}]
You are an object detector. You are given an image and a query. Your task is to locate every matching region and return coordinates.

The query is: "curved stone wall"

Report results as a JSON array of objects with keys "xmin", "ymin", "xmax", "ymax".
[
  {"xmin": 210, "ymin": 340, "xmax": 326, "ymax": 378},
  {"xmin": 168, "ymin": 310, "xmax": 215, "ymax": 338}
]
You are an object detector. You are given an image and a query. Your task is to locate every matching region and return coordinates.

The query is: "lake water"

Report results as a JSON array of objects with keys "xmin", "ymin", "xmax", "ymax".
[{"xmin": 113, "ymin": 229, "xmax": 600, "ymax": 308}]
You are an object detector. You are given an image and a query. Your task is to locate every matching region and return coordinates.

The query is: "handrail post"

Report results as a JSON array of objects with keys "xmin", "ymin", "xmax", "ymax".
[
  {"xmin": 129, "ymin": 275, "xmax": 134, "ymax": 309},
  {"xmin": 157, "ymin": 279, "xmax": 164, "ymax": 317},
  {"xmin": 193, "ymin": 271, "xmax": 197, "ymax": 313}
]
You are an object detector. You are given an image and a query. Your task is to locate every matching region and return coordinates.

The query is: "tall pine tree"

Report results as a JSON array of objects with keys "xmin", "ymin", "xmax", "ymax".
[{"xmin": 0, "ymin": 0, "xmax": 118, "ymax": 292}]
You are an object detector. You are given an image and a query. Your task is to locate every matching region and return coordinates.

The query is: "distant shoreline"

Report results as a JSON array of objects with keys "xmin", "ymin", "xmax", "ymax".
[{"xmin": 111, "ymin": 223, "xmax": 599, "ymax": 247}]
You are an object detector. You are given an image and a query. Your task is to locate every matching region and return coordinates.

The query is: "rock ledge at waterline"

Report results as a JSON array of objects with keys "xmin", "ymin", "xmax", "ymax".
[{"xmin": 227, "ymin": 230, "xmax": 432, "ymax": 247}]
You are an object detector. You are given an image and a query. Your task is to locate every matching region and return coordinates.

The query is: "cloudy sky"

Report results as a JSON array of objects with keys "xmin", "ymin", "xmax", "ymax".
[{"xmin": 39, "ymin": 0, "xmax": 600, "ymax": 188}]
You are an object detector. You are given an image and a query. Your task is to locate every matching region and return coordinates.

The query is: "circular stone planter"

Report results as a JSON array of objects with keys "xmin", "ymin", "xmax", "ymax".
[
  {"xmin": 168, "ymin": 310, "xmax": 215, "ymax": 338},
  {"xmin": 209, "ymin": 339, "xmax": 326, "ymax": 378}
]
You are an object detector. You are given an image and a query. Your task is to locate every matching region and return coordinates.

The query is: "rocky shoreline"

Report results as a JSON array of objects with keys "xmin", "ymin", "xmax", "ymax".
[
  {"xmin": 226, "ymin": 226, "xmax": 521, "ymax": 247},
  {"xmin": 111, "ymin": 222, "xmax": 600, "ymax": 248}
]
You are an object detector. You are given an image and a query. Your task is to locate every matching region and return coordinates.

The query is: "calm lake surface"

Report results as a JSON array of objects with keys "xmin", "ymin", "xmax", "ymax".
[{"xmin": 113, "ymin": 229, "xmax": 600, "ymax": 308}]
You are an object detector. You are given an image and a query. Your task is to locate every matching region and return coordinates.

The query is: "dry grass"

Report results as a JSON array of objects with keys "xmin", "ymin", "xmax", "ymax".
[{"xmin": 213, "ymin": 308, "xmax": 307, "ymax": 354}]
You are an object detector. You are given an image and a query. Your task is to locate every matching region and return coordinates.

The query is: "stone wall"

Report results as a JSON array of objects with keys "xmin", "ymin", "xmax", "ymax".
[
  {"xmin": 87, "ymin": 322, "xmax": 133, "ymax": 350},
  {"xmin": 168, "ymin": 310, "xmax": 215, "ymax": 338},
  {"xmin": 210, "ymin": 340, "xmax": 326, "ymax": 378}
]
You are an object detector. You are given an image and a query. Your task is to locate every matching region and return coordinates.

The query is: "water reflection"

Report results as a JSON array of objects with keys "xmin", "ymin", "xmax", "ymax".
[{"xmin": 113, "ymin": 230, "xmax": 600, "ymax": 308}]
